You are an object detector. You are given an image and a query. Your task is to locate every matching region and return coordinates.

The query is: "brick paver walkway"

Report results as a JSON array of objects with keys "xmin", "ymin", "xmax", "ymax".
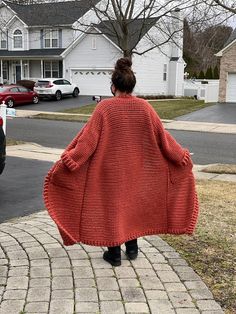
[{"xmin": 0, "ymin": 211, "xmax": 224, "ymax": 314}]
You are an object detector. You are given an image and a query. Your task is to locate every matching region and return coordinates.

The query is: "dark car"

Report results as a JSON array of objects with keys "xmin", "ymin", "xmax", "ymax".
[
  {"xmin": 0, "ymin": 85, "xmax": 39, "ymax": 107},
  {"xmin": 0, "ymin": 116, "xmax": 6, "ymax": 175}
]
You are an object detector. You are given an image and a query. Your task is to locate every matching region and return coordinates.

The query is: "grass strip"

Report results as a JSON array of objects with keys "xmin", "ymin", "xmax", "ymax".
[
  {"xmin": 202, "ymin": 164, "xmax": 236, "ymax": 175},
  {"xmin": 31, "ymin": 114, "xmax": 89, "ymax": 123},
  {"xmin": 6, "ymin": 138, "xmax": 25, "ymax": 146},
  {"xmin": 161, "ymin": 180, "xmax": 236, "ymax": 314}
]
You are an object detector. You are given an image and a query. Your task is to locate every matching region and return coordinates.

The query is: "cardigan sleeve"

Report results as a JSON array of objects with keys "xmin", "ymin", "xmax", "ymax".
[{"xmin": 60, "ymin": 109, "xmax": 103, "ymax": 171}]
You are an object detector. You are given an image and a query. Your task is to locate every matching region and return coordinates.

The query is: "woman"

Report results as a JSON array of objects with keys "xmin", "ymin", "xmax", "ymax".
[{"xmin": 44, "ymin": 58, "xmax": 199, "ymax": 267}]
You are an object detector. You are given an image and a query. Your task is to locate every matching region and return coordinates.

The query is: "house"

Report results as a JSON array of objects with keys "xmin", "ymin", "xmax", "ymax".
[
  {"xmin": 216, "ymin": 28, "xmax": 236, "ymax": 103},
  {"xmin": 0, "ymin": 0, "xmax": 185, "ymax": 96}
]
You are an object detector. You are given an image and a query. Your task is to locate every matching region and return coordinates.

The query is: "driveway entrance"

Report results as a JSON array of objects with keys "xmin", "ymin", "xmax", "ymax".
[{"xmin": 176, "ymin": 103, "xmax": 236, "ymax": 124}]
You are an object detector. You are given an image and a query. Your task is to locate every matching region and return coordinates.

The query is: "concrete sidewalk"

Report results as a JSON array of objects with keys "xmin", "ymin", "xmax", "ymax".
[{"xmin": 15, "ymin": 109, "xmax": 236, "ymax": 134}]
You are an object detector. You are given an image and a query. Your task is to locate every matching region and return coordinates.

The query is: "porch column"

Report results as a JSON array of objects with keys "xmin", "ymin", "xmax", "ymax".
[
  {"xmin": 0, "ymin": 60, "xmax": 3, "ymax": 84},
  {"xmin": 20, "ymin": 59, "xmax": 23, "ymax": 79},
  {"xmin": 41, "ymin": 60, "xmax": 43, "ymax": 78}
]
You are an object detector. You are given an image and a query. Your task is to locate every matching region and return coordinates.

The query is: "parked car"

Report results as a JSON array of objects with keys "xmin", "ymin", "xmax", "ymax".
[
  {"xmin": 34, "ymin": 78, "xmax": 80, "ymax": 100},
  {"xmin": 0, "ymin": 116, "xmax": 6, "ymax": 175},
  {"xmin": 0, "ymin": 85, "xmax": 39, "ymax": 107}
]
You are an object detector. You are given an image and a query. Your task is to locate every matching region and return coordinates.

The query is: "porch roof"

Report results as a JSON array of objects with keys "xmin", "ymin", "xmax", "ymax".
[{"xmin": 0, "ymin": 49, "xmax": 65, "ymax": 59}]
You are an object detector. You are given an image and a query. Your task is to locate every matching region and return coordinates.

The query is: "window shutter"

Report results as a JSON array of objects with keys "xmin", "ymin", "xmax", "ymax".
[
  {"xmin": 59, "ymin": 61, "xmax": 63, "ymax": 77},
  {"xmin": 59, "ymin": 29, "xmax": 62, "ymax": 48},
  {"xmin": 40, "ymin": 29, "xmax": 44, "ymax": 49}
]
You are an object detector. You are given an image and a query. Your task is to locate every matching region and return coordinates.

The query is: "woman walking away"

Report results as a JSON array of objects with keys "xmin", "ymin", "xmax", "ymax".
[{"xmin": 44, "ymin": 58, "xmax": 199, "ymax": 267}]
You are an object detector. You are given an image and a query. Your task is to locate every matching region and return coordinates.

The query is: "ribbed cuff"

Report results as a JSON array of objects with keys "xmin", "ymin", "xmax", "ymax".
[{"xmin": 61, "ymin": 152, "xmax": 78, "ymax": 171}]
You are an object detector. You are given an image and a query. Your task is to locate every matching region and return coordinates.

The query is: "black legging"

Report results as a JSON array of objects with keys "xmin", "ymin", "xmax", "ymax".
[{"xmin": 108, "ymin": 239, "xmax": 138, "ymax": 252}]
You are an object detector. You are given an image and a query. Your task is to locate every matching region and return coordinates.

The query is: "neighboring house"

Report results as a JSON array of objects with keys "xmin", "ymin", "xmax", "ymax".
[
  {"xmin": 216, "ymin": 28, "xmax": 236, "ymax": 103},
  {"xmin": 0, "ymin": 0, "xmax": 185, "ymax": 96}
]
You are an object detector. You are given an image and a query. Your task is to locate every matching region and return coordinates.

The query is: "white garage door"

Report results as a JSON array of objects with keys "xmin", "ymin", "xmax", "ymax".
[
  {"xmin": 226, "ymin": 73, "xmax": 236, "ymax": 102},
  {"xmin": 71, "ymin": 70, "xmax": 112, "ymax": 96}
]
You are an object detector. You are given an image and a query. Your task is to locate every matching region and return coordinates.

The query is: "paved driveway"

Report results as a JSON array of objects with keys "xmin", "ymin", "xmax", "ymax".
[
  {"xmin": 15, "ymin": 95, "xmax": 94, "ymax": 112},
  {"xmin": 176, "ymin": 103, "xmax": 236, "ymax": 124}
]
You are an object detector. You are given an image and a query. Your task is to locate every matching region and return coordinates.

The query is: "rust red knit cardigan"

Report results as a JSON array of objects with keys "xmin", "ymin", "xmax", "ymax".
[{"xmin": 44, "ymin": 95, "xmax": 199, "ymax": 246}]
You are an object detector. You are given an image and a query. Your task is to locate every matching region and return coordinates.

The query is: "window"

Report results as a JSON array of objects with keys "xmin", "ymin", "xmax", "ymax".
[
  {"xmin": 63, "ymin": 80, "xmax": 71, "ymax": 85},
  {"xmin": 18, "ymin": 86, "xmax": 28, "ymax": 92},
  {"xmin": 2, "ymin": 61, "xmax": 9, "ymax": 81},
  {"xmin": 10, "ymin": 87, "xmax": 19, "ymax": 93},
  {"xmin": 44, "ymin": 29, "xmax": 59, "ymax": 48},
  {"xmin": 0, "ymin": 31, "xmax": 7, "ymax": 49},
  {"xmin": 13, "ymin": 29, "xmax": 23, "ymax": 49},
  {"xmin": 163, "ymin": 64, "xmax": 167, "ymax": 81},
  {"xmin": 44, "ymin": 61, "xmax": 59, "ymax": 78}
]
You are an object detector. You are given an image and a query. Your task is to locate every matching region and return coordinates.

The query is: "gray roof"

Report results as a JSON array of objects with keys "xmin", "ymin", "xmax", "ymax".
[
  {"xmin": 96, "ymin": 18, "xmax": 157, "ymax": 51},
  {"xmin": 224, "ymin": 28, "xmax": 236, "ymax": 48},
  {"xmin": 0, "ymin": 49, "xmax": 65, "ymax": 58},
  {"xmin": 4, "ymin": 0, "xmax": 99, "ymax": 26}
]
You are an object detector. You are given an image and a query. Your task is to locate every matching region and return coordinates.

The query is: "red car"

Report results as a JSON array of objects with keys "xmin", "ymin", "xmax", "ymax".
[{"xmin": 0, "ymin": 85, "xmax": 39, "ymax": 107}]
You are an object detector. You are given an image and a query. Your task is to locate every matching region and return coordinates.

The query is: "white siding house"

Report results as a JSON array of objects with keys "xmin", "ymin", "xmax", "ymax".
[{"xmin": 0, "ymin": 0, "xmax": 185, "ymax": 96}]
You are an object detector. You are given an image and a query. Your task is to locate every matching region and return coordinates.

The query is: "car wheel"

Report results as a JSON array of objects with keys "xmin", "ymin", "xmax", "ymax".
[
  {"xmin": 33, "ymin": 96, "xmax": 39, "ymax": 104},
  {"xmin": 72, "ymin": 88, "xmax": 79, "ymax": 98},
  {"xmin": 6, "ymin": 99, "xmax": 14, "ymax": 108},
  {"xmin": 55, "ymin": 90, "xmax": 62, "ymax": 101}
]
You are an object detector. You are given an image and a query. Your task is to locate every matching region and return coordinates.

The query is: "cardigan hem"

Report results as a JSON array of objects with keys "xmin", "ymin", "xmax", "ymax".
[{"xmin": 61, "ymin": 227, "xmax": 195, "ymax": 247}]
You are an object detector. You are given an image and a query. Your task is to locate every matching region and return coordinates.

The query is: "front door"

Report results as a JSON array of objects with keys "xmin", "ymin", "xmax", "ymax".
[{"xmin": 15, "ymin": 65, "xmax": 21, "ymax": 82}]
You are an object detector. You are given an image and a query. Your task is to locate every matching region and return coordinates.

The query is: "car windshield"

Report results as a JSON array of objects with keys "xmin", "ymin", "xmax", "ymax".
[
  {"xmin": 36, "ymin": 81, "xmax": 50, "ymax": 87},
  {"xmin": 0, "ymin": 87, "xmax": 8, "ymax": 92}
]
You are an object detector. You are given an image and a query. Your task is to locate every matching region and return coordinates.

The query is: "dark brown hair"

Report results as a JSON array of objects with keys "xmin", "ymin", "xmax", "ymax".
[{"xmin": 111, "ymin": 58, "xmax": 136, "ymax": 93}]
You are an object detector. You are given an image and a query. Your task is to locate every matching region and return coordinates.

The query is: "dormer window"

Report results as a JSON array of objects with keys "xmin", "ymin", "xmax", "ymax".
[
  {"xmin": 44, "ymin": 29, "xmax": 59, "ymax": 48},
  {"xmin": 13, "ymin": 29, "xmax": 23, "ymax": 49},
  {"xmin": 0, "ymin": 31, "xmax": 7, "ymax": 49}
]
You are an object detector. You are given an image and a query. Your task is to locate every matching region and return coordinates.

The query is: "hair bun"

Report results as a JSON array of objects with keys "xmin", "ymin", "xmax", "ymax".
[{"xmin": 115, "ymin": 58, "xmax": 132, "ymax": 71}]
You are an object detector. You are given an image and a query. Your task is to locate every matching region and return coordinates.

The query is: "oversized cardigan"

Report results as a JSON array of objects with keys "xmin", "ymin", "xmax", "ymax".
[{"xmin": 44, "ymin": 95, "xmax": 199, "ymax": 246}]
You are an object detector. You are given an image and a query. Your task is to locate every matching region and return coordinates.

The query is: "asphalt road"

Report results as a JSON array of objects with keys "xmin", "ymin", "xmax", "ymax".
[
  {"xmin": 0, "ymin": 156, "xmax": 52, "ymax": 223},
  {"xmin": 1, "ymin": 104, "xmax": 236, "ymax": 223},
  {"xmin": 6, "ymin": 117, "xmax": 236, "ymax": 165}
]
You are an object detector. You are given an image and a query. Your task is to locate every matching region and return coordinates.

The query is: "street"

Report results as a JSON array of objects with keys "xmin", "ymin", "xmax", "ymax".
[
  {"xmin": 6, "ymin": 116, "xmax": 236, "ymax": 165},
  {"xmin": 1, "ymin": 100, "xmax": 235, "ymax": 223},
  {"xmin": 0, "ymin": 156, "xmax": 52, "ymax": 223}
]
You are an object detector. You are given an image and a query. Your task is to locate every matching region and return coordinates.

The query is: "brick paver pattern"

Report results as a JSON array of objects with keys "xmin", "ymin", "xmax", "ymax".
[{"xmin": 0, "ymin": 212, "xmax": 224, "ymax": 314}]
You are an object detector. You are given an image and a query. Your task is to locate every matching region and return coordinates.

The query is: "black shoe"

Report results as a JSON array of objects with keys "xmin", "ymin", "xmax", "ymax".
[
  {"xmin": 103, "ymin": 251, "xmax": 121, "ymax": 267},
  {"xmin": 126, "ymin": 249, "xmax": 138, "ymax": 260},
  {"xmin": 125, "ymin": 239, "xmax": 138, "ymax": 260}
]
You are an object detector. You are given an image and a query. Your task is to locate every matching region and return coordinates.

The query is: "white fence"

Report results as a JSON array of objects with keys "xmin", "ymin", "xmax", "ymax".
[{"xmin": 184, "ymin": 79, "xmax": 219, "ymax": 103}]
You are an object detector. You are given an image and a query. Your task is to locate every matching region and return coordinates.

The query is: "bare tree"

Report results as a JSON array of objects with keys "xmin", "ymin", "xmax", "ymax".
[
  {"xmin": 74, "ymin": 0, "xmax": 211, "ymax": 58},
  {"xmin": 212, "ymin": 0, "xmax": 236, "ymax": 14}
]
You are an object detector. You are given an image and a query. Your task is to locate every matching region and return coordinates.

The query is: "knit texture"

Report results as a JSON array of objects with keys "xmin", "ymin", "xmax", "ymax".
[{"xmin": 44, "ymin": 95, "xmax": 199, "ymax": 246}]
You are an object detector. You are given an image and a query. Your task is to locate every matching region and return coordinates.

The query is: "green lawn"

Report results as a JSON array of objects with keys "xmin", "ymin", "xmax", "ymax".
[
  {"xmin": 61, "ymin": 99, "xmax": 210, "ymax": 119},
  {"xmin": 33, "ymin": 99, "xmax": 212, "ymax": 122},
  {"xmin": 161, "ymin": 180, "xmax": 236, "ymax": 314}
]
